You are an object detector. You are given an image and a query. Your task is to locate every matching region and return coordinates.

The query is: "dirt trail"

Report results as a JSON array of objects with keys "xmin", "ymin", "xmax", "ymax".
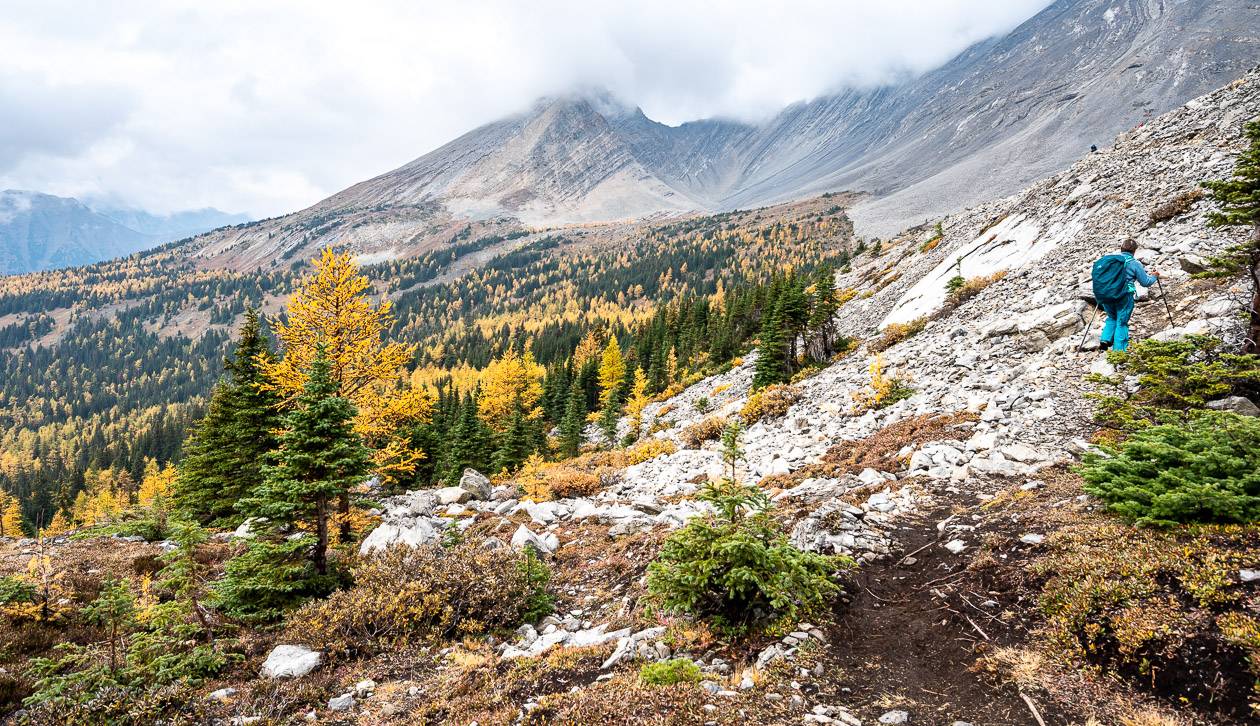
[{"xmin": 820, "ymin": 487, "xmax": 1062, "ymax": 726}]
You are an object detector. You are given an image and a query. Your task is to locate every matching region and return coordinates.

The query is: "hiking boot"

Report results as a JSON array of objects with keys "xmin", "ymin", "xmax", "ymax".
[{"xmin": 1098, "ymin": 340, "xmax": 1112, "ymax": 352}]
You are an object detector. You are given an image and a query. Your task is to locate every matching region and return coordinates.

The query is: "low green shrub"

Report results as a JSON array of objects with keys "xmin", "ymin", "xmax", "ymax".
[
  {"xmin": 639, "ymin": 658, "xmax": 701, "ymax": 685},
  {"xmin": 646, "ymin": 477, "xmax": 850, "ymax": 636},
  {"xmin": 1088, "ymin": 335, "xmax": 1260, "ymax": 432},
  {"xmin": 1080, "ymin": 411, "xmax": 1260, "ymax": 526},
  {"xmin": 23, "ymin": 576, "xmax": 230, "ymax": 712},
  {"xmin": 0, "ymin": 575, "xmax": 34, "ymax": 606}
]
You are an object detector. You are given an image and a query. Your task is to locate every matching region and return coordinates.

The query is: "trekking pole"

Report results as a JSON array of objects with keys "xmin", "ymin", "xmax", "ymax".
[
  {"xmin": 1155, "ymin": 277, "xmax": 1175, "ymax": 326},
  {"xmin": 1077, "ymin": 304, "xmax": 1101, "ymax": 352}
]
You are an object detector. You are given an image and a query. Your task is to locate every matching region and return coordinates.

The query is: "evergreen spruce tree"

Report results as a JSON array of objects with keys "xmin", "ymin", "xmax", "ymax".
[
  {"xmin": 559, "ymin": 386, "xmax": 586, "ymax": 459},
  {"xmin": 216, "ymin": 346, "xmax": 369, "ymax": 622},
  {"xmin": 175, "ymin": 309, "xmax": 280, "ymax": 526},
  {"xmin": 778, "ymin": 275, "xmax": 809, "ymax": 366},
  {"xmin": 1202, "ymin": 118, "xmax": 1260, "ymax": 353},
  {"xmin": 492, "ymin": 396, "xmax": 533, "ymax": 474},
  {"xmin": 753, "ymin": 299, "xmax": 790, "ymax": 390},
  {"xmin": 444, "ymin": 390, "xmax": 493, "ymax": 482},
  {"xmin": 599, "ymin": 394, "xmax": 622, "ymax": 448},
  {"xmin": 807, "ymin": 265, "xmax": 840, "ymax": 361}
]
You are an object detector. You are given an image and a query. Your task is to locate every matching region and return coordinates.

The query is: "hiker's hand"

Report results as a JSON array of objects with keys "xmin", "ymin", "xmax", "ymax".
[{"xmin": 1152, "ymin": 271, "xmax": 1161, "ymax": 279}]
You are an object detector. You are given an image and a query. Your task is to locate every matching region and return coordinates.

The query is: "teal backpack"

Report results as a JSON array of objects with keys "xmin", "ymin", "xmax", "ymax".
[{"xmin": 1091, "ymin": 254, "xmax": 1129, "ymax": 303}]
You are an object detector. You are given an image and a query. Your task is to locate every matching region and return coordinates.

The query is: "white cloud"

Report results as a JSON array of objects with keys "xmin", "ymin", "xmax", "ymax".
[{"xmin": 0, "ymin": 0, "xmax": 1051, "ymax": 217}]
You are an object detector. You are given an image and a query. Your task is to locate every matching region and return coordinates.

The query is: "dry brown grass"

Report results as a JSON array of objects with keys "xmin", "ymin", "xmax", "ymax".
[
  {"xmin": 679, "ymin": 416, "xmax": 727, "ymax": 449},
  {"xmin": 1148, "ymin": 189, "xmax": 1203, "ymax": 225},
  {"xmin": 868, "ymin": 316, "xmax": 928, "ymax": 353}
]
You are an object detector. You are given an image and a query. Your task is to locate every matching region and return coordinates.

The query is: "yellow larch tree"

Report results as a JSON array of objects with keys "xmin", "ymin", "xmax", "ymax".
[
  {"xmin": 478, "ymin": 348, "xmax": 545, "ymax": 432},
  {"xmin": 572, "ymin": 329, "xmax": 603, "ymax": 369},
  {"xmin": 137, "ymin": 460, "xmax": 177, "ymax": 508},
  {"xmin": 261, "ymin": 248, "xmax": 434, "ymax": 484},
  {"xmin": 597, "ymin": 336, "xmax": 626, "ymax": 407},
  {"xmin": 624, "ymin": 367, "xmax": 651, "ymax": 439},
  {"xmin": 72, "ymin": 487, "xmax": 120, "ymax": 527},
  {"xmin": 0, "ymin": 492, "xmax": 23, "ymax": 537},
  {"xmin": 40, "ymin": 510, "xmax": 72, "ymax": 538}
]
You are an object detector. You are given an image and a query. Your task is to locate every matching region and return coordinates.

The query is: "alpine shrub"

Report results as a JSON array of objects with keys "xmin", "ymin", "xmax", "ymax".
[
  {"xmin": 868, "ymin": 316, "xmax": 928, "ymax": 353},
  {"xmin": 680, "ymin": 416, "xmax": 727, "ymax": 449},
  {"xmin": 739, "ymin": 384, "xmax": 800, "ymax": 423},
  {"xmin": 285, "ymin": 541, "xmax": 553, "ymax": 660},
  {"xmin": 646, "ymin": 477, "xmax": 848, "ymax": 636},
  {"xmin": 1088, "ymin": 335, "xmax": 1260, "ymax": 431},
  {"xmin": 1079, "ymin": 411, "xmax": 1260, "ymax": 526},
  {"xmin": 639, "ymin": 658, "xmax": 701, "ymax": 685}
]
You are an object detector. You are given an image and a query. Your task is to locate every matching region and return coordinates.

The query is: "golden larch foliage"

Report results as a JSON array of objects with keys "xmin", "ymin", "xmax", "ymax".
[
  {"xmin": 40, "ymin": 510, "xmax": 71, "ymax": 537},
  {"xmin": 597, "ymin": 336, "xmax": 625, "ymax": 407},
  {"xmin": 137, "ymin": 460, "xmax": 177, "ymax": 508},
  {"xmin": 572, "ymin": 329, "xmax": 603, "ymax": 369},
  {"xmin": 477, "ymin": 348, "xmax": 545, "ymax": 431},
  {"xmin": 0, "ymin": 492, "xmax": 23, "ymax": 537},
  {"xmin": 261, "ymin": 248, "xmax": 434, "ymax": 481},
  {"xmin": 625, "ymin": 367, "xmax": 651, "ymax": 437}
]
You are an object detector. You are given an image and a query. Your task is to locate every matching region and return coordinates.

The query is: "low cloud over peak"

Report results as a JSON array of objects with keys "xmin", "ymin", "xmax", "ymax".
[{"xmin": 0, "ymin": 1, "xmax": 1051, "ymax": 218}]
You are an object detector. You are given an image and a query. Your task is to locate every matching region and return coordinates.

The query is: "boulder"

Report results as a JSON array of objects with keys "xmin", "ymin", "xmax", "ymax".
[
  {"xmin": 359, "ymin": 518, "xmax": 444, "ymax": 554},
  {"xmin": 435, "ymin": 486, "xmax": 471, "ymax": 505},
  {"xmin": 999, "ymin": 443, "xmax": 1044, "ymax": 463},
  {"xmin": 1206, "ymin": 396, "xmax": 1260, "ymax": 417},
  {"xmin": 328, "ymin": 693, "xmax": 355, "ymax": 711},
  {"xmin": 458, "ymin": 469, "xmax": 493, "ymax": 500},
  {"xmin": 510, "ymin": 525, "xmax": 556, "ymax": 555},
  {"xmin": 232, "ymin": 517, "xmax": 265, "ymax": 540},
  {"xmin": 260, "ymin": 645, "xmax": 322, "ymax": 679},
  {"xmin": 1199, "ymin": 297, "xmax": 1236, "ymax": 318},
  {"xmin": 1179, "ymin": 254, "xmax": 1209, "ymax": 274}
]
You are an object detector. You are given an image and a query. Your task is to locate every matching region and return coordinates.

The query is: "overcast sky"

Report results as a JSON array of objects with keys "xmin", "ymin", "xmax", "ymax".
[{"xmin": 0, "ymin": 1, "xmax": 1051, "ymax": 218}]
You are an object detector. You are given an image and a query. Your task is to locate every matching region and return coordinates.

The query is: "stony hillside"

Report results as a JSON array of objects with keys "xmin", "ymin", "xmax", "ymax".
[
  {"xmin": 180, "ymin": 0, "xmax": 1260, "ymax": 270},
  {"xmin": 129, "ymin": 65, "xmax": 1253, "ymax": 724},
  {"xmin": 2, "ymin": 33, "xmax": 1258, "ymax": 726}
]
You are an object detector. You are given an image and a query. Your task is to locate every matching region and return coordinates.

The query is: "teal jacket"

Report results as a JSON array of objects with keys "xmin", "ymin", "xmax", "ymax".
[{"xmin": 1122, "ymin": 252, "xmax": 1157, "ymax": 293}]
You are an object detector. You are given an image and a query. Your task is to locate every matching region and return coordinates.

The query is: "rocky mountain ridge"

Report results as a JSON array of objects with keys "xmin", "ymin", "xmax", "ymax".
[
  {"xmin": 0, "ymin": 190, "xmax": 247, "ymax": 275},
  {"xmin": 181, "ymin": 0, "xmax": 1260, "ymax": 270}
]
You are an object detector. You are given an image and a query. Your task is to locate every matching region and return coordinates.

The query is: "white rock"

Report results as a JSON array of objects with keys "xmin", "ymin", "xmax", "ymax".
[
  {"xmin": 327, "ymin": 693, "xmax": 355, "ymax": 711},
  {"xmin": 354, "ymin": 679, "xmax": 376, "ymax": 697},
  {"xmin": 1240, "ymin": 569, "xmax": 1260, "ymax": 583},
  {"xmin": 944, "ymin": 539, "xmax": 967, "ymax": 555},
  {"xmin": 1206, "ymin": 396, "xmax": 1260, "ymax": 417},
  {"xmin": 999, "ymin": 443, "xmax": 1044, "ymax": 463},
  {"xmin": 878, "ymin": 710, "xmax": 910, "ymax": 724},
  {"xmin": 207, "ymin": 687, "xmax": 237, "ymax": 701},
  {"xmin": 458, "ymin": 468, "xmax": 493, "ymax": 499},
  {"xmin": 260, "ymin": 645, "xmax": 322, "ymax": 679},
  {"xmin": 436, "ymin": 486, "xmax": 471, "ymax": 505},
  {"xmin": 232, "ymin": 517, "xmax": 265, "ymax": 539},
  {"xmin": 511, "ymin": 525, "xmax": 555, "ymax": 554},
  {"xmin": 359, "ymin": 518, "xmax": 443, "ymax": 555},
  {"xmin": 1020, "ymin": 533, "xmax": 1045, "ymax": 545},
  {"xmin": 767, "ymin": 457, "xmax": 792, "ymax": 477}
]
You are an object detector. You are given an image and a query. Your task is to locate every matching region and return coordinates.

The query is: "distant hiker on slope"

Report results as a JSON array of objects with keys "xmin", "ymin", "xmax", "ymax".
[{"xmin": 1091, "ymin": 238, "xmax": 1160, "ymax": 352}]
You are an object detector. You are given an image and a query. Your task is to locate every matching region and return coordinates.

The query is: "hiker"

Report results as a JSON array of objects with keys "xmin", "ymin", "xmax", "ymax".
[{"xmin": 1091, "ymin": 238, "xmax": 1159, "ymax": 352}]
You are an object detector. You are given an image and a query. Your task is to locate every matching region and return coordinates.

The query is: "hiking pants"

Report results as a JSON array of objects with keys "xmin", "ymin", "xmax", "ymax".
[{"xmin": 1098, "ymin": 294, "xmax": 1135, "ymax": 351}]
